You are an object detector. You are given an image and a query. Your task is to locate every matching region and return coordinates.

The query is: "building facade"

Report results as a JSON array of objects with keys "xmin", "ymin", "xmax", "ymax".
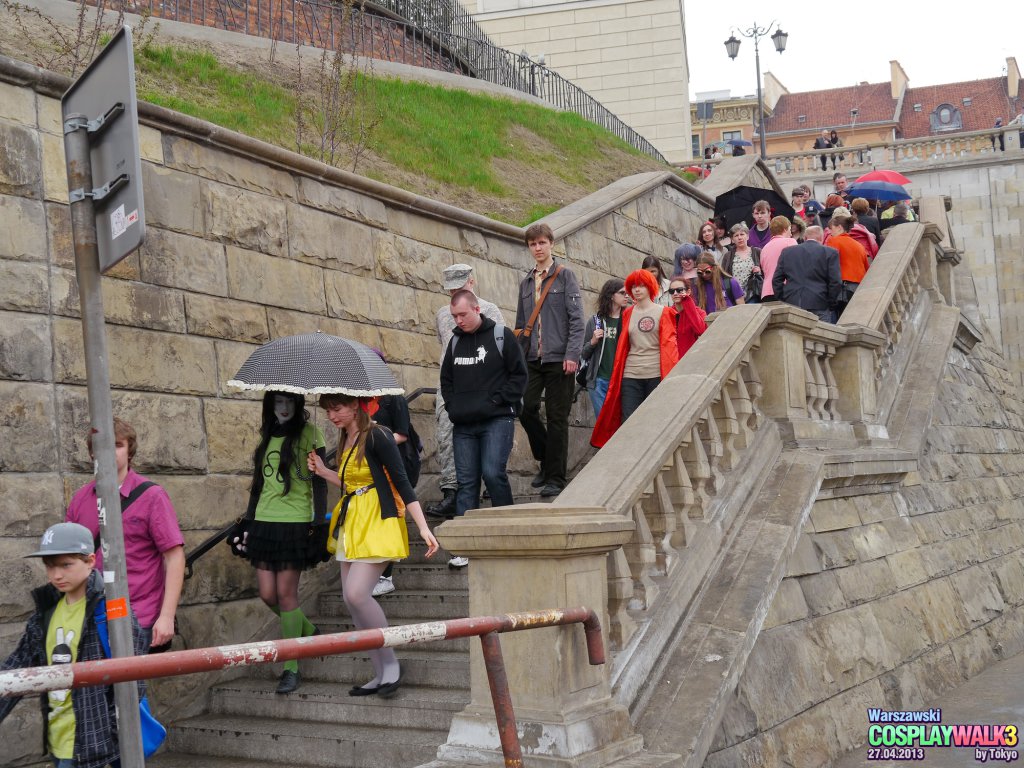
[{"xmin": 457, "ymin": 0, "xmax": 693, "ymax": 162}]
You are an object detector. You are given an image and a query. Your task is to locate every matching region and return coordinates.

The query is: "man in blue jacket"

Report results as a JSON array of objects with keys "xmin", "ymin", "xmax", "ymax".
[{"xmin": 441, "ymin": 290, "xmax": 528, "ymax": 564}]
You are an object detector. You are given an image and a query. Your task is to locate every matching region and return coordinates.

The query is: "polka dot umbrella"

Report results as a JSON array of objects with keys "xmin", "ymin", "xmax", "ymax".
[{"xmin": 227, "ymin": 332, "xmax": 403, "ymax": 396}]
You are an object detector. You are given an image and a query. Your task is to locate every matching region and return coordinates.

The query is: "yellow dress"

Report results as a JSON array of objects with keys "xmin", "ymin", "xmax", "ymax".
[{"xmin": 330, "ymin": 446, "xmax": 410, "ymax": 562}]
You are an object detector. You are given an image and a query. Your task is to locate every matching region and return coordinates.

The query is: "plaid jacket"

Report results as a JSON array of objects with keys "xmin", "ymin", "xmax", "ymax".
[{"xmin": 0, "ymin": 570, "xmax": 146, "ymax": 768}]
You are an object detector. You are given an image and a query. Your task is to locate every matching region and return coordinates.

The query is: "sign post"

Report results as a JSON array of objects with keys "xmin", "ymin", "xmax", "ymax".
[{"xmin": 61, "ymin": 25, "xmax": 146, "ymax": 768}]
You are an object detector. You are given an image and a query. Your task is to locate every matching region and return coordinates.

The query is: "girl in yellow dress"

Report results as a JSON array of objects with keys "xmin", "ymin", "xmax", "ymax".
[{"xmin": 308, "ymin": 394, "xmax": 438, "ymax": 698}]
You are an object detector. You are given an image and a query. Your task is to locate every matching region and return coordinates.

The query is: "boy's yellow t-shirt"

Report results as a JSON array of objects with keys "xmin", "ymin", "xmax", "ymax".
[{"xmin": 45, "ymin": 596, "xmax": 86, "ymax": 759}]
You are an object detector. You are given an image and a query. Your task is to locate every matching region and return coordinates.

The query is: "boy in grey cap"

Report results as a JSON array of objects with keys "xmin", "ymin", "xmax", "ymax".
[
  {"xmin": 0, "ymin": 523, "xmax": 146, "ymax": 768},
  {"xmin": 426, "ymin": 264, "xmax": 505, "ymax": 529}
]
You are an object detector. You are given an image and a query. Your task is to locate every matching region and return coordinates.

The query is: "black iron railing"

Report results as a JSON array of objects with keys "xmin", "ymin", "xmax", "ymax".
[{"xmin": 110, "ymin": 0, "xmax": 667, "ymax": 161}]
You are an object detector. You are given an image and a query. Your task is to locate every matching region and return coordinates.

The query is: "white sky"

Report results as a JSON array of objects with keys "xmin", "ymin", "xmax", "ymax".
[{"xmin": 684, "ymin": 1, "xmax": 1022, "ymax": 100}]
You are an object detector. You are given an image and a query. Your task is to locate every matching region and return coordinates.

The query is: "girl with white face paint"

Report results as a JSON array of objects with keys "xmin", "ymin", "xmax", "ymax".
[{"xmin": 240, "ymin": 391, "xmax": 328, "ymax": 694}]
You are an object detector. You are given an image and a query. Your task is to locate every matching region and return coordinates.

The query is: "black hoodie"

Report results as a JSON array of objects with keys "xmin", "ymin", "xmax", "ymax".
[{"xmin": 440, "ymin": 316, "xmax": 528, "ymax": 425}]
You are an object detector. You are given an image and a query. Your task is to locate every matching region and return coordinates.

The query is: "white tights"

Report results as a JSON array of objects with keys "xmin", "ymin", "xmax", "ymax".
[{"xmin": 341, "ymin": 561, "xmax": 400, "ymax": 687}]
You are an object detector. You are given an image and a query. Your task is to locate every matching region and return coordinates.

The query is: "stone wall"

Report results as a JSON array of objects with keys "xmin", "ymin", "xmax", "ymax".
[
  {"xmin": 0, "ymin": 53, "xmax": 713, "ymax": 762},
  {"xmin": 704, "ymin": 336, "xmax": 1024, "ymax": 767}
]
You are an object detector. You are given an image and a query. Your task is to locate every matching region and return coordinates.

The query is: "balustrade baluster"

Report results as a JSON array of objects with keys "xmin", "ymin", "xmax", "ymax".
[
  {"xmin": 821, "ymin": 344, "xmax": 839, "ymax": 419},
  {"xmin": 804, "ymin": 340, "xmax": 828, "ymax": 419},
  {"xmin": 710, "ymin": 386, "xmax": 740, "ymax": 471},
  {"xmin": 696, "ymin": 409, "xmax": 723, "ymax": 496},
  {"xmin": 682, "ymin": 424, "xmax": 712, "ymax": 519},
  {"xmin": 624, "ymin": 500, "xmax": 659, "ymax": 609},
  {"xmin": 741, "ymin": 355, "xmax": 765, "ymax": 429},
  {"xmin": 727, "ymin": 368, "xmax": 757, "ymax": 444},
  {"xmin": 605, "ymin": 547, "xmax": 637, "ymax": 650},
  {"xmin": 640, "ymin": 473, "xmax": 680, "ymax": 573},
  {"xmin": 662, "ymin": 445, "xmax": 696, "ymax": 527}
]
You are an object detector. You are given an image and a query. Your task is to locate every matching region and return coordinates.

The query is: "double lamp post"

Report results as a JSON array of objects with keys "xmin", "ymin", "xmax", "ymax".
[{"xmin": 724, "ymin": 22, "xmax": 788, "ymax": 158}]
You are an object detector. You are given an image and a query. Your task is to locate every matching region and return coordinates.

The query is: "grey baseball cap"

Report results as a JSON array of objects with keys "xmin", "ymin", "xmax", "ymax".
[
  {"xmin": 25, "ymin": 522, "xmax": 95, "ymax": 558},
  {"xmin": 442, "ymin": 263, "xmax": 473, "ymax": 291}
]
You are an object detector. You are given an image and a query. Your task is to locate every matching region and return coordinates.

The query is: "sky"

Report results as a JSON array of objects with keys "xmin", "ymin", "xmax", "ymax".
[{"xmin": 684, "ymin": 1, "xmax": 1022, "ymax": 100}]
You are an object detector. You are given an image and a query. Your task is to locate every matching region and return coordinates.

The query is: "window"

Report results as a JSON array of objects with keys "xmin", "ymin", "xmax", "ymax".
[
  {"xmin": 722, "ymin": 130, "xmax": 742, "ymax": 141},
  {"xmin": 913, "ymin": 103, "xmax": 923, "ymax": 112},
  {"xmin": 797, "ymin": 115, "xmax": 807, "ymax": 123},
  {"xmin": 963, "ymin": 97, "xmax": 972, "ymax": 106},
  {"xmin": 930, "ymin": 103, "xmax": 963, "ymax": 132},
  {"xmin": 692, "ymin": 135, "xmax": 701, "ymax": 157}
]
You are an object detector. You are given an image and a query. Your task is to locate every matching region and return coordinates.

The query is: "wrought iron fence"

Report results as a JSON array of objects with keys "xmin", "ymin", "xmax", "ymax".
[{"xmin": 111, "ymin": 0, "xmax": 667, "ymax": 161}]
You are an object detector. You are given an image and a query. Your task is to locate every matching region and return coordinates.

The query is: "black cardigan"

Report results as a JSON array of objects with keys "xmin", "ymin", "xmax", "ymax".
[{"xmin": 341, "ymin": 425, "xmax": 418, "ymax": 520}]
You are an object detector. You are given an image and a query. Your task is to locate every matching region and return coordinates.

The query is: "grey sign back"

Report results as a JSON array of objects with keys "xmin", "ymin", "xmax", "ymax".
[{"xmin": 61, "ymin": 26, "xmax": 145, "ymax": 272}]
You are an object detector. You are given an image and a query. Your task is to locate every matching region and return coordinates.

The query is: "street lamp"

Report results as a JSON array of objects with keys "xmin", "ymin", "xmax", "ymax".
[{"xmin": 724, "ymin": 21, "xmax": 788, "ymax": 158}]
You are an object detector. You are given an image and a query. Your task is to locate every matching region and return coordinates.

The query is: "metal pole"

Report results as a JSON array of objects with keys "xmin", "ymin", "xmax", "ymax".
[
  {"xmin": 754, "ymin": 35, "xmax": 766, "ymax": 158},
  {"xmin": 479, "ymin": 632, "xmax": 523, "ymax": 768},
  {"xmin": 62, "ymin": 115, "xmax": 145, "ymax": 768}
]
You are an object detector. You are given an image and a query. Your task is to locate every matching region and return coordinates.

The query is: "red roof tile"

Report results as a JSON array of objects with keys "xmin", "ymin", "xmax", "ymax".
[
  {"xmin": 763, "ymin": 82, "xmax": 897, "ymax": 135},
  {"xmin": 899, "ymin": 77, "xmax": 1020, "ymax": 138}
]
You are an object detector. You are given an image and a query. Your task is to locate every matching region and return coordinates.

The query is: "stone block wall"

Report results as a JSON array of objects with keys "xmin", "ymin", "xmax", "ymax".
[
  {"xmin": 0, "ymin": 58, "xmax": 713, "ymax": 759},
  {"xmin": 704, "ymin": 339, "xmax": 1024, "ymax": 768}
]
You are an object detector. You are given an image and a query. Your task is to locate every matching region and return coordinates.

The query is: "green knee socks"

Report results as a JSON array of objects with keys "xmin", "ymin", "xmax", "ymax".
[{"xmin": 280, "ymin": 608, "xmax": 311, "ymax": 674}]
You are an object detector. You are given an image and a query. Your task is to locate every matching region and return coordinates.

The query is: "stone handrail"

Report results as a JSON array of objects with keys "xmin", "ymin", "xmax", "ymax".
[
  {"xmin": 768, "ymin": 125, "xmax": 1021, "ymax": 178},
  {"xmin": 547, "ymin": 204, "xmax": 954, "ymax": 711}
]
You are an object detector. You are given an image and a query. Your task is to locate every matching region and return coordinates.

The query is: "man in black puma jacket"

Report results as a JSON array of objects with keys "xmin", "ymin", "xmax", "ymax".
[{"xmin": 440, "ymin": 289, "xmax": 528, "ymax": 521}]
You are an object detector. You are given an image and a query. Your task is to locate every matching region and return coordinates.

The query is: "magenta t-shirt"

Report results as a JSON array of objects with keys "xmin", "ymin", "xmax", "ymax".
[{"xmin": 66, "ymin": 469, "xmax": 184, "ymax": 628}]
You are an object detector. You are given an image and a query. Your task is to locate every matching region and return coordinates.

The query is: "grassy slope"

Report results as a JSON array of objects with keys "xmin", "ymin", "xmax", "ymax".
[{"xmin": 128, "ymin": 44, "xmax": 669, "ymax": 225}]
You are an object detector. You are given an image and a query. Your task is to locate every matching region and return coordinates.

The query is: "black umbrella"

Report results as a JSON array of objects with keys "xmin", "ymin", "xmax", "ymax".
[
  {"xmin": 227, "ymin": 332, "xmax": 403, "ymax": 396},
  {"xmin": 713, "ymin": 186, "xmax": 796, "ymax": 230}
]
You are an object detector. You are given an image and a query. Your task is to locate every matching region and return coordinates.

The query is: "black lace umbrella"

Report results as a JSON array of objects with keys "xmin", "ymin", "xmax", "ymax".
[{"xmin": 227, "ymin": 332, "xmax": 403, "ymax": 396}]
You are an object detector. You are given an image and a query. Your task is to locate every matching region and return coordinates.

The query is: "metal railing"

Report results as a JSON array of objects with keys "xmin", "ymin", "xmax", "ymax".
[
  {"xmin": 0, "ymin": 607, "xmax": 605, "ymax": 768},
  {"xmin": 101, "ymin": 0, "xmax": 666, "ymax": 161}
]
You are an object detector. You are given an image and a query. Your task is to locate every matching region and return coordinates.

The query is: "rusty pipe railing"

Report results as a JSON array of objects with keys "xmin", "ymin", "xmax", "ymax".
[{"xmin": 0, "ymin": 607, "xmax": 604, "ymax": 768}]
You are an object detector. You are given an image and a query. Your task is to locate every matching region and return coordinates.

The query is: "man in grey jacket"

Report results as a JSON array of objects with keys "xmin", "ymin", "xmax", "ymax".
[{"xmin": 515, "ymin": 223, "xmax": 584, "ymax": 497}]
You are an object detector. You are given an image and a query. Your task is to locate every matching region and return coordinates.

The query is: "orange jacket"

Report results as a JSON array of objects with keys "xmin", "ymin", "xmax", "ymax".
[
  {"xmin": 591, "ymin": 305, "xmax": 679, "ymax": 448},
  {"xmin": 827, "ymin": 233, "xmax": 870, "ymax": 283}
]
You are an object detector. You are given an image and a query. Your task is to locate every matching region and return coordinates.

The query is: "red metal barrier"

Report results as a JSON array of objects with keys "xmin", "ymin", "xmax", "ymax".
[{"xmin": 0, "ymin": 606, "xmax": 604, "ymax": 768}]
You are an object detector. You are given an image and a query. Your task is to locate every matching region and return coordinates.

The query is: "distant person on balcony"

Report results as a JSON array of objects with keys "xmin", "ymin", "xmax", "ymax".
[
  {"xmin": 758, "ymin": 216, "xmax": 798, "ymax": 303},
  {"xmin": 813, "ymin": 129, "xmax": 832, "ymax": 171},
  {"xmin": 829, "ymin": 130, "xmax": 845, "ymax": 170},
  {"xmin": 711, "ymin": 146, "xmax": 724, "ymax": 160},
  {"xmin": 732, "ymin": 143, "xmax": 746, "ymax": 156},
  {"xmin": 427, "ymin": 264, "xmax": 505, "ymax": 522},
  {"xmin": 591, "ymin": 269, "xmax": 678, "ymax": 448},
  {"xmin": 773, "ymin": 225, "xmax": 842, "ymax": 323},
  {"xmin": 747, "ymin": 200, "xmax": 773, "ymax": 250},
  {"xmin": 826, "ymin": 209, "xmax": 870, "ymax": 314},
  {"xmin": 992, "ymin": 118, "xmax": 1005, "ymax": 152}
]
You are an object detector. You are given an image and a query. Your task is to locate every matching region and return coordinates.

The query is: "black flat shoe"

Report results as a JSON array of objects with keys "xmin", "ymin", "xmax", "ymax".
[
  {"xmin": 276, "ymin": 670, "xmax": 300, "ymax": 694},
  {"xmin": 530, "ymin": 472, "xmax": 546, "ymax": 488},
  {"xmin": 377, "ymin": 674, "xmax": 403, "ymax": 699},
  {"xmin": 348, "ymin": 683, "xmax": 380, "ymax": 696}
]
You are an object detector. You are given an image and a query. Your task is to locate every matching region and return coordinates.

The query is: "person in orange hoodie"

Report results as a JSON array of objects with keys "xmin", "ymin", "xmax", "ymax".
[
  {"xmin": 591, "ymin": 269, "xmax": 679, "ymax": 448},
  {"xmin": 825, "ymin": 209, "xmax": 870, "ymax": 316}
]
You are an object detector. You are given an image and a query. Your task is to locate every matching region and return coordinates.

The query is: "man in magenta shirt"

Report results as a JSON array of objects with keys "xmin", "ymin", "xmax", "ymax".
[{"xmin": 66, "ymin": 417, "xmax": 185, "ymax": 653}]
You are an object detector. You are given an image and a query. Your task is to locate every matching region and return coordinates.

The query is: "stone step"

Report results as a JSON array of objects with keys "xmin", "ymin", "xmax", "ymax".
[
  {"xmin": 312, "ymin": 618, "xmax": 471, "ymax": 653},
  {"xmin": 249, "ymin": 648, "xmax": 469, "ymax": 688},
  {"xmin": 208, "ymin": 678, "xmax": 469, "ymax": 730},
  {"xmin": 167, "ymin": 714, "xmax": 444, "ymax": 768},
  {"xmin": 318, "ymin": 588, "xmax": 469, "ymax": 619},
  {"xmin": 382, "ymin": 562, "xmax": 469, "ymax": 591},
  {"xmin": 149, "ymin": 754, "xmax": 324, "ymax": 768}
]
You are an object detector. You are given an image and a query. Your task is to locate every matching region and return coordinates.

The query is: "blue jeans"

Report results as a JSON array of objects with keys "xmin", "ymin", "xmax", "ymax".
[
  {"xmin": 588, "ymin": 377, "xmax": 610, "ymax": 417},
  {"xmin": 453, "ymin": 417, "xmax": 516, "ymax": 516}
]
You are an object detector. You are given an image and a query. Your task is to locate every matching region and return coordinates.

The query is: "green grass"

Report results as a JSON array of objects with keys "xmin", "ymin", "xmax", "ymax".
[{"xmin": 129, "ymin": 43, "xmax": 661, "ymax": 223}]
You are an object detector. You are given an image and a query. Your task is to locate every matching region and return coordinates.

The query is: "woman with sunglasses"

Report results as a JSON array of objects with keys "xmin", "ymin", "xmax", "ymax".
[
  {"xmin": 668, "ymin": 276, "xmax": 707, "ymax": 358},
  {"xmin": 591, "ymin": 270, "xmax": 679, "ymax": 448},
  {"xmin": 696, "ymin": 254, "xmax": 745, "ymax": 313},
  {"xmin": 580, "ymin": 279, "xmax": 628, "ymax": 417}
]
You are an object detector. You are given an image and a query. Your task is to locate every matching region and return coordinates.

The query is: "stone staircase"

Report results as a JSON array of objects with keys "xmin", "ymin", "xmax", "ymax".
[{"xmin": 151, "ymin": 535, "xmax": 471, "ymax": 768}]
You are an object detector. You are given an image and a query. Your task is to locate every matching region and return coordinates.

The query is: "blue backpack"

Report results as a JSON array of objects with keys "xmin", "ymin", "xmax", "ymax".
[{"xmin": 94, "ymin": 600, "xmax": 168, "ymax": 757}]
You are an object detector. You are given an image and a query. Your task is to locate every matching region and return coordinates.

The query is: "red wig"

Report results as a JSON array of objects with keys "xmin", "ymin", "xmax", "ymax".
[{"xmin": 625, "ymin": 268, "xmax": 660, "ymax": 299}]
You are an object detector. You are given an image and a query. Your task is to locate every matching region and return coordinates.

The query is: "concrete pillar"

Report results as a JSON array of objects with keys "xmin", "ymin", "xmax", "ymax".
[
  {"xmin": 830, "ymin": 326, "xmax": 886, "ymax": 429},
  {"xmin": 434, "ymin": 505, "xmax": 641, "ymax": 768},
  {"xmin": 751, "ymin": 306, "xmax": 817, "ymax": 422}
]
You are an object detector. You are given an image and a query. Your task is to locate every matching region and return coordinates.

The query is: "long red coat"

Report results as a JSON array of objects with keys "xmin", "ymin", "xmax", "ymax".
[{"xmin": 591, "ymin": 305, "xmax": 680, "ymax": 448}]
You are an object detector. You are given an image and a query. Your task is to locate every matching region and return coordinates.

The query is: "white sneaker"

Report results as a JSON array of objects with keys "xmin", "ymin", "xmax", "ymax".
[
  {"xmin": 372, "ymin": 576, "xmax": 395, "ymax": 596},
  {"xmin": 448, "ymin": 556, "xmax": 470, "ymax": 568}
]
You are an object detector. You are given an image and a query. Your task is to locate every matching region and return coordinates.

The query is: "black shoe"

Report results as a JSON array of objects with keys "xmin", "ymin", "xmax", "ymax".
[
  {"xmin": 348, "ymin": 682, "xmax": 380, "ymax": 696},
  {"xmin": 377, "ymin": 674, "xmax": 403, "ymax": 699},
  {"xmin": 539, "ymin": 483, "xmax": 564, "ymax": 498},
  {"xmin": 425, "ymin": 489, "xmax": 456, "ymax": 520},
  {"xmin": 276, "ymin": 670, "xmax": 300, "ymax": 694},
  {"xmin": 530, "ymin": 472, "xmax": 546, "ymax": 488}
]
